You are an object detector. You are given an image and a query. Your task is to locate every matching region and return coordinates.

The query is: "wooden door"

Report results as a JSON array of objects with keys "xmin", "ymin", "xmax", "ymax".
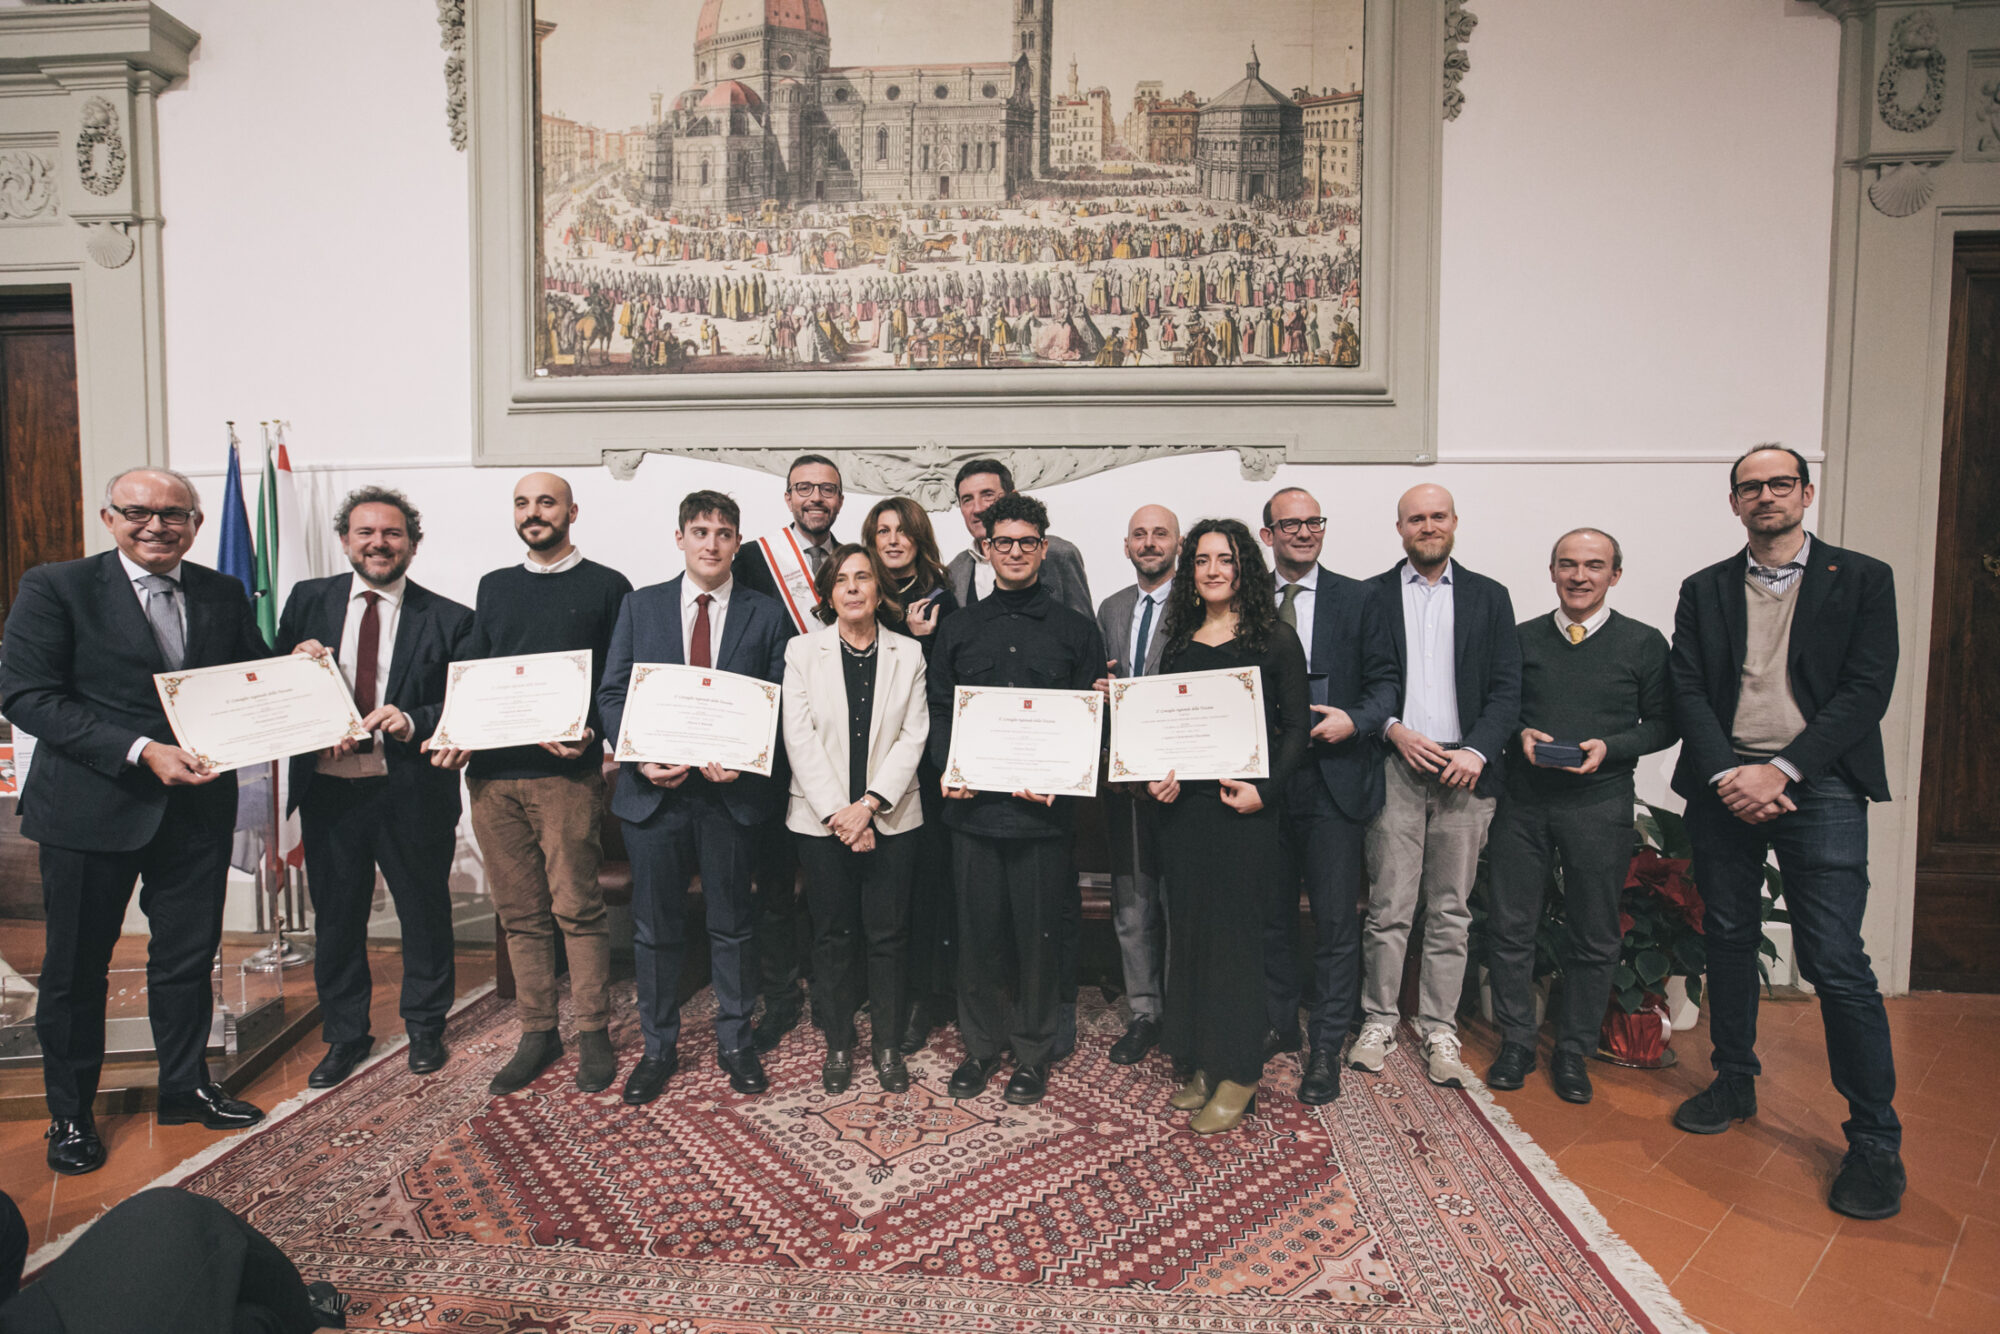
[
  {"xmin": 1912, "ymin": 233, "xmax": 2000, "ymax": 990},
  {"xmin": 0, "ymin": 292, "xmax": 83, "ymax": 615}
]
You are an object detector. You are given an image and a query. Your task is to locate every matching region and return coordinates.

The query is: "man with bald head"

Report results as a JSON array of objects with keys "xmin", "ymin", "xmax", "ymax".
[
  {"xmin": 1355, "ymin": 484, "xmax": 1520, "ymax": 1088},
  {"xmin": 1, "ymin": 467, "xmax": 270, "ymax": 1174},
  {"xmin": 1094, "ymin": 504, "xmax": 1182, "ymax": 1062},
  {"xmin": 430, "ymin": 473, "xmax": 632, "ymax": 1095}
]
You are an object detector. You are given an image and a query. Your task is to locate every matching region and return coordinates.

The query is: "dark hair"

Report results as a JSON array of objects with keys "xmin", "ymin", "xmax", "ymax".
[
  {"xmin": 335, "ymin": 486, "xmax": 423, "ymax": 544},
  {"xmin": 1160, "ymin": 518, "xmax": 1279, "ymax": 659},
  {"xmin": 787, "ymin": 453, "xmax": 841, "ymax": 485},
  {"xmin": 954, "ymin": 457, "xmax": 1014, "ymax": 497},
  {"xmin": 810, "ymin": 542, "xmax": 890, "ymax": 625},
  {"xmin": 678, "ymin": 489, "xmax": 741, "ymax": 531},
  {"xmin": 1728, "ymin": 444, "xmax": 1812, "ymax": 490},
  {"xmin": 1261, "ymin": 486, "xmax": 1314, "ymax": 530},
  {"xmin": 980, "ymin": 490, "xmax": 1048, "ymax": 537},
  {"xmin": 1549, "ymin": 527, "xmax": 1624, "ymax": 572},
  {"xmin": 862, "ymin": 496, "xmax": 949, "ymax": 597}
]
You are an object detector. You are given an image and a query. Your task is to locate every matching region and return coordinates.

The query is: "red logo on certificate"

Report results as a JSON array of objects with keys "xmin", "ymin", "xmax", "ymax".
[
  {"xmin": 246, "ymin": 672, "xmax": 258, "ymax": 682},
  {"xmin": 1177, "ymin": 683, "xmax": 1187, "ymax": 694},
  {"xmin": 1022, "ymin": 700, "xmax": 1033, "ymax": 710},
  {"xmin": 515, "ymin": 665, "xmax": 525, "ymax": 675},
  {"xmin": 702, "ymin": 677, "xmax": 712, "ymax": 687}
]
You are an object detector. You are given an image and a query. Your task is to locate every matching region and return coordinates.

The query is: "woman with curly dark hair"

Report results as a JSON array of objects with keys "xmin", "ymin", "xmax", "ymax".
[{"xmin": 1147, "ymin": 517, "xmax": 1310, "ymax": 1133}]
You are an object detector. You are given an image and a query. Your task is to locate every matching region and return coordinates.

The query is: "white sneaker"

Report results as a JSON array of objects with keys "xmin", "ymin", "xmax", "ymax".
[
  {"xmin": 1423, "ymin": 1031, "xmax": 1473, "ymax": 1088},
  {"xmin": 1348, "ymin": 1022, "xmax": 1398, "ymax": 1073}
]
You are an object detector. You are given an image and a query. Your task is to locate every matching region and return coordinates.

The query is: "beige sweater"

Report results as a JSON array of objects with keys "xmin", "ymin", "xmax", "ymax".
[{"xmin": 1731, "ymin": 575, "xmax": 1808, "ymax": 759}]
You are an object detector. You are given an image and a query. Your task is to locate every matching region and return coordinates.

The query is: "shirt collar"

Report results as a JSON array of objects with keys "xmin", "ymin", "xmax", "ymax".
[
  {"xmin": 684, "ymin": 575, "xmax": 733, "ymax": 610},
  {"xmin": 1278, "ymin": 565, "xmax": 1319, "ymax": 594},
  {"xmin": 117, "ymin": 551, "xmax": 181, "ymax": 584},
  {"xmin": 347, "ymin": 572, "xmax": 407, "ymax": 606},
  {"xmin": 792, "ymin": 522, "xmax": 835, "ymax": 552},
  {"xmin": 1401, "ymin": 558, "xmax": 1454, "ymax": 587},
  {"xmin": 524, "ymin": 547, "xmax": 585, "ymax": 574},
  {"xmin": 1554, "ymin": 603, "xmax": 1612, "ymax": 640},
  {"xmin": 1746, "ymin": 532, "xmax": 1812, "ymax": 575},
  {"xmin": 1137, "ymin": 576, "xmax": 1173, "ymax": 605}
]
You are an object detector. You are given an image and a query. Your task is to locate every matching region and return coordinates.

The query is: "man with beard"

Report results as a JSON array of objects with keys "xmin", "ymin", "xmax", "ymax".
[
  {"xmin": 1355, "ymin": 485, "xmax": 1520, "ymax": 1089},
  {"xmin": 1093, "ymin": 505, "xmax": 1182, "ymax": 1064},
  {"xmin": 732, "ymin": 455, "xmax": 845, "ymax": 1051},
  {"xmin": 278, "ymin": 488, "xmax": 474, "ymax": 1087},
  {"xmin": 426, "ymin": 474, "xmax": 633, "ymax": 1096}
]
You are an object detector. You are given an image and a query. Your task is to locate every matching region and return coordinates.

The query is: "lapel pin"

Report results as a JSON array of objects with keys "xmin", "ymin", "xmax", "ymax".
[{"xmin": 1827, "ymin": 564, "xmax": 1838, "ymax": 572}]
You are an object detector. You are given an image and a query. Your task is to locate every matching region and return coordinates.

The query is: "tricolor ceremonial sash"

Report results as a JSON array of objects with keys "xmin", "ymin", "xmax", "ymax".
[{"xmin": 758, "ymin": 529, "xmax": 821, "ymax": 632}]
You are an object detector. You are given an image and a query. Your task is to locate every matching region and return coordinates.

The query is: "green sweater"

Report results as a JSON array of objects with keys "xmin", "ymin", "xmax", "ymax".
[{"xmin": 1508, "ymin": 609, "xmax": 1676, "ymax": 800}]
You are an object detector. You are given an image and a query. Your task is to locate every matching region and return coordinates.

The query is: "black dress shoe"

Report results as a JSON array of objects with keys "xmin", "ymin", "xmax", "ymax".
[
  {"xmin": 1829, "ymin": 1145, "xmax": 1906, "ymax": 1220},
  {"xmin": 1262, "ymin": 1027, "xmax": 1303, "ymax": 1062},
  {"xmin": 822, "ymin": 1048, "xmax": 854, "ymax": 1094},
  {"xmin": 751, "ymin": 991, "xmax": 804, "ymax": 1053},
  {"xmin": 304, "ymin": 1281, "xmax": 349, "ymax": 1329},
  {"xmin": 873, "ymin": 1047, "xmax": 911, "ymax": 1093},
  {"xmin": 45, "ymin": 1116, "xmax": 106, "ymax": 1175},
  {"xmin": 622, "ymin": 1050, "xmax": 678, "ymax": 1105},
  {"xmin": 1004, "ymin": 1063, "xmax": 1048, "ymax": 1105},
  {"xmin": 1550, "ymin": 1049, "xmax": 1593, "ymax": 1104},
  {"xmin": 948, "ymin": 1055, "xmax": 1004, "ymax": 1099},
  {"xmin": 718, "ymin": 1046, "xmax": 770, "ymax": 1095},
  {"xmin": 1673, "ymin": 1073, "xmax": 1757, "ymax": 1134},
  {"xmin": 1108, "ymin": 1016, "xmax": 1161, "ymax": 1066},
  {"xmin": 1486, "ymin": 1041, "xmax": 1536, "ymax": 1091},
  {"xmin": 156, "ymin": 1083, "xmax": 265, "ymax": 1130},
  {"xmin": 407, "ymin": 1033, "xmax": 449, "ymax": 1075},
  {"xmin": 309, "ymin": 1038, "xmax": 375, "ymax": 1089},
  {"xmin": 1297, "ymin": 1050, "xmax": 1342, "ymax": 1105}
]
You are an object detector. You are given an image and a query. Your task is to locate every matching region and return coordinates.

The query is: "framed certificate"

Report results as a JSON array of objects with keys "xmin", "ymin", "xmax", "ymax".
[
  {"xmin": 1108, "ymin": 666, "xmax": 1269, "ymax": 784},
  {"xmin": 943, "ymin": 687, "xmax": 1102, "ymax": 799},
  {"xmin": 154, "ymin": 654, "xmax": 370, "ymax": 772},
  {"xmin": 432, "ymin": 649, "xmax": 591, "ymax": 751},
  {"xmin": 612, "ymin": 663, "xmax": 781, "ymax": 777}
]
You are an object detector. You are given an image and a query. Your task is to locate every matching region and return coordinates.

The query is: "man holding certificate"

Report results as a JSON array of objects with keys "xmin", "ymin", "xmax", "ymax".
[
  {"xmin": 926, "ymin": 493, "xmax": 1106, "ymax": 1107},
  {"xmin": 598, "ymin": 490, "xmax": 792, "ymax": 1104}
]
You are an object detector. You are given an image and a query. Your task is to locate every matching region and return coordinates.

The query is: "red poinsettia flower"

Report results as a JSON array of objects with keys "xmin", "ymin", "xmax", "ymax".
[{"xmin": 1625, "ymin": 848, "xmax": 1705, "ymax": 933}]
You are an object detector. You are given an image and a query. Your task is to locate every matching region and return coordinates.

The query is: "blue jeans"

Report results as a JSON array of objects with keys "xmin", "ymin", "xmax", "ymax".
[{"xmin": 1687, "ymin": 773, "xmax": 1899, "ymax": 1152}]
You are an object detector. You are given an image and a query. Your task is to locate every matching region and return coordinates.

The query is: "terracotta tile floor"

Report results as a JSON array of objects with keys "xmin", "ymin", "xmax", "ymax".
[{"xmin": 3, "ymin": 959, "xmax": 1995, "ymax": 1332}]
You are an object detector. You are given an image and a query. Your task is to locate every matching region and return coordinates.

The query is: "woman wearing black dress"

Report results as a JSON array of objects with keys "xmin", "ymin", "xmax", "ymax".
[{"xmin": 1148, "ymin": 518, "xmax": 1310, "ymax": 1133}]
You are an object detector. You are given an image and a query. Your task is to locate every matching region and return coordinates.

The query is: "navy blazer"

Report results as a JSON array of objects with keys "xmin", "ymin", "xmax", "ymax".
[
  {"xmin": 1291, "ymin": 566, "xmax": 1402, "ymax": 822},
  {"xmin": 1369, "ymin": 560, "xmax": 1522, "ymax": 797},
  {"xmin": 1669, "ymin": 539, "xmax": 1896, "ymax": 802},
  {"xmin": 0, "ymin": 552, "xmax": 265, "ymax": 852},
  {"xmin": 597, "ymin": 576, "xmax": 793, "ymax": 828},
  {"xmin": 274, "ymin": 574, "xmax": 473, "ymax": 822}
]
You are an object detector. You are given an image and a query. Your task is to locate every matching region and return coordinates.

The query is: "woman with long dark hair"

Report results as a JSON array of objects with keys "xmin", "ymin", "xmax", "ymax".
[
  {"xmin": 862, "ymin": 496, "xmax": 955, "ymax": 642},
  {"xmin": 1148, "ymin": 518, "xmax": 1310, "ymax": 1133}
]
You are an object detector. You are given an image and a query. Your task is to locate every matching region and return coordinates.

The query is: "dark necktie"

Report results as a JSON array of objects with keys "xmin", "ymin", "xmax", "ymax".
[
  {"xmin": 1277, "ymin": 582, "xmax": 1302, "ymax": 628},
  {"xmin": 352, "ymin": 590, "xmax": 383, "ymax": 752},
  {"xmin": 690, "ymin": 592, "xmax": 713, "ymax": 668},
  {"xmin": 1133, "ymin": 593, "xmax": 1156, "ymax": 674}
]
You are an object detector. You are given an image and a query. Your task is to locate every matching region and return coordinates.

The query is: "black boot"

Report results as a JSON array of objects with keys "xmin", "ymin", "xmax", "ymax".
[
  {"xmin": 488, "ymin": 1030, "xmax": 563, "ymax": 1096},
  {"xmin": 1672, "ymin": 1073, "xmax": 1757, "ymax": 1134},
  {"xmin": 575, "ymin": 1029, "xmax": 618, "ymax": 1093}
]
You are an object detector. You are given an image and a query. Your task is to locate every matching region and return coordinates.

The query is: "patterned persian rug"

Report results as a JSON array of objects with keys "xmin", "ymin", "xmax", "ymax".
[{"xmin": 117, "ymin": 984, "xmax": 1699, "ymax": 1333}]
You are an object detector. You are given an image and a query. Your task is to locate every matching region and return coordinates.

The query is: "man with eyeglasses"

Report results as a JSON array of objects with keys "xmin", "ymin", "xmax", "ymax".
[
  {"xmin": 1257, "ymin": 488, "xmax": 1400, "ymax": 1105},
  {"xmin": 928, "ymin": 493, "xmax": 1106, "ymax": 1106},
  {"xmin": 1, "ymin": 468, "xmax": 270, "ymax": 1174},
  {"xmin": 1668, "ymin": 444, "xmax": 1904, "ymax": 1221},
  {"xmin": 732, "ymin": 454, "xmax": 845, "ymax": 1052},
  {"xmin": 944, "ymin": 459, "xmax": 1093, "ymax": 619}
]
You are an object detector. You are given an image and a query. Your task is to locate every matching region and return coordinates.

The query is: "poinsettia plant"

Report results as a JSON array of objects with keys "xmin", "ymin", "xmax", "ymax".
[{"xmin": 1617, "ymin": 802, "xmax": 1786, "ymax": 1014}]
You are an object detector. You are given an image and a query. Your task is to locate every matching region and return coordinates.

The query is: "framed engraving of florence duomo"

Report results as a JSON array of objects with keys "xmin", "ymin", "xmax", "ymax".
[{"xmin": 468, "ymin": 0, "xmax": 1448, "ymax": 488}]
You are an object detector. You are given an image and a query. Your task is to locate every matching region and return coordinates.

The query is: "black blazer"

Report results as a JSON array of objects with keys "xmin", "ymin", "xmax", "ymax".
[
  {"xmin": 1368, "ymin": 560, "xmax": 1522, "ymax": 797},
  {"xmin": 274, "ymin": 574, "xmax": 473, "ymax": 822},
  {"xmin": 732, "ymin": 529, "xmax": 836, "ymax": 629},
  {"xmin": 1293, "ymin": 566, "xmax": 1402, "ymax": 822},
  {"xmin": 0, "ymin": 552, "xmax": 265, "ymax": 852},
  {"xmin": 1669, "ymin": 540, "xmax": 1896, "ymax": 802}
]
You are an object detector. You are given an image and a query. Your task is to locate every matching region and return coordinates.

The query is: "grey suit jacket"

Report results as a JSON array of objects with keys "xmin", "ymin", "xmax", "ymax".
[
  {"xmin": 947, "ymin": 533, "xmax": 1093, "ymax": 620},
  {"xmin": 1097, "ymin": 582, "xmax": 1170, "ymax": 678}
]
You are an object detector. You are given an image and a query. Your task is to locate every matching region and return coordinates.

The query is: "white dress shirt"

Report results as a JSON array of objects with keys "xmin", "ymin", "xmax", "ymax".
[
  {"xmin": 793, "ymin": 523, "xmax": 836, "ymax": 578},
  {"xmin": 681, "ymin": 576, "xmax": 733, "ymax": 663},
  {"xmin": 1274, "ymin": 565, "xmax": 1318, "ymax": 668},
  {"xmin": 1553, "ymin": 602, "xmax": 1612, "ymax": 642},
  {"xmin": 1388, "ymin": 559, "xmax": 1481, "ymax": 759},
  {"xmin": 525, "ymin": 546, "xmax": 585, "ymax": 574},
  {"xmin": 972, "ymin": 553, "xmax": 996, "ymax": 601},
  {"xmin": 318, "ymin": 573, "xmax": 406, "ymax": 779},
  {"xmin": 1128, "ymin": 578, "xmax": 1172, "ymax": 674},
  {"xmin": 120, "ymin": 551, "xmax": 184, "ymax": 766}
]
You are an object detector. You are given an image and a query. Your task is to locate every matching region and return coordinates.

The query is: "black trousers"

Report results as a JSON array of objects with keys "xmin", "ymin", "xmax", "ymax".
[
  {"xmin": 797, "ymin": 830, "xmax": 916, "ymax": 1050},
  {"xmin": 299, "ymin": 777, "xmax": 457, "ymax": 1045},
  {"xmin": 904, "ymin": 766, "xmax": 958, "ymax": 1010},
  {"xmin": 1485, "ymin": 781, "xmax": 1634, "ymax": 1054},
  {"xmin": 35, "ymin": 788, "xmax": 231, "ymax": 1119},
  {"xmin": 952, "ymin": 832, "xmax": 1069, "ymax": 1065},
  {"xmin": 1266, "ymin": 777, "xmax": 1369, "ymax": 1053},
  {"xmin": 623, "ymin": 790, "xmax": 758, "ymax": 1056},
  {"xmin": 750, "ymin": 815, "xmax": 804, "ymax": 1007}
]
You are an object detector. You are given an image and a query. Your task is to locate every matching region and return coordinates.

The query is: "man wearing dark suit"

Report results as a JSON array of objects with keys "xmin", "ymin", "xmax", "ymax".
[
  {"xmin": 1669, "ymin": 445, "xmax": 1904, "ymax": 1221},
  {"xmin": 277, "ymin": 487, "xmax": 472, "ymax": 1088},
  {"xmin": 1259, "ymin": 487, "xmax": 1400, "ymax": 1105},
  {"xmin": 944, "ymin": 459, "xmax": 1093, "ymax": 619},
  {"xmin": 1355, "ymin": 484, "xmax": 1520, "ymax": 1089},
  {"xmin": 0, "ymin": 468, "xmax": 267, "ymax": 1174},
  {"xmin": 599, "ymin": 490, "xmax": 793, "ymax": 1104},
  {"xmin": 728, "ymin": 454, "xmax": 843, "ymax": 1053},
  {"xmin": 1093, "ymin": 504, "xmax": 1181, "ymax": 1065}
]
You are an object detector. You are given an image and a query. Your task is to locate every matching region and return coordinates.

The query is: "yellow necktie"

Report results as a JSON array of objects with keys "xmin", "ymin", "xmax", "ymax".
[{"xmin": 1567, "ymin": 623, "xmax": 1586, "ymax": 645}]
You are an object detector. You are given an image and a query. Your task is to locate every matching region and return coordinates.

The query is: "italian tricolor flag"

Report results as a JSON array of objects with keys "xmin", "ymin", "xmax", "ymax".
[{"xmin": 253, "ymin": 437, "xmax": 308, "ymax": 866}]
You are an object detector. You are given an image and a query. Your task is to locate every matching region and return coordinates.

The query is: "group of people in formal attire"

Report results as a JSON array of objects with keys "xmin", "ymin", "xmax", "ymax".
[{"xmin": 0, "ymin": 441, "xmax": 1907, "ymax": 1222}]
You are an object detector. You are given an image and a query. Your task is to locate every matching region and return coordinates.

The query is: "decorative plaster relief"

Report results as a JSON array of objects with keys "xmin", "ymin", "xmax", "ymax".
[
  {"xmin": 76, "ymin": 96, "xmax": 126, "ymax": 196},
  {"xmin": 438, "ymin": 0, "xmax": 467, "ymax": 152},
  {"xmin": 1970, "ymin": 59, "xmax": 2000, "ymax": 161},
  {"xmin": 0, "ymin": 151, "xmax": 58, "ymax": 221},
  {"xmin": 1877, "ymin": 10, "xmax": 1947, "ymax": 134},
  {"xmin": 1444, "ymin": 1, "xmax": 1477, "ymax": 122},
  {"xmin": 601, "ymin": 441, "xmax": 1286, "ymax": 510},
  {"xmin": 82, "ymin": 221, "xmax": 133, "ymax": 268}
]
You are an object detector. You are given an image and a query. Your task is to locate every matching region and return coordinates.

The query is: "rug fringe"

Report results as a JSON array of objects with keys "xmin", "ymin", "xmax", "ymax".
[
  {"xmin": 1458, "ymin": 1075, "xmax": 1707, "ymax": 1334},
  {"xmin": 23, "ymin": 980, "xmax": 500, "ymax": 1275}
]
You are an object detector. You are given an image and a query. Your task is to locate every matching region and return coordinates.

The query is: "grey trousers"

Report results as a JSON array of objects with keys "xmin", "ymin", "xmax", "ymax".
[
  {"xmin": 1362, "ymin": 755, "xmax": 1496, "ymax": 1037},
  {"xmin": 1105, "ymin": 790, "xmax": 1166, "ymax": 1020}
]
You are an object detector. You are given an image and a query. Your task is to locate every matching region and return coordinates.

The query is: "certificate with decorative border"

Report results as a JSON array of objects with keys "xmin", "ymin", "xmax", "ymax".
[
  {"xmin": 431, "ymin": 649, "xmax": 591, "ymax": 751},
  {"xmin": 153, "ymin": 653, "xmax": 369, "ymax": 772},
  {"xmin": 1108, "ymin": 666, "xmax": 1268, "ymax": 783},
  {"xmin": 612, "ymin": 663, "xmax": 780, "ymax": 777},
  {"xmin": 943, "ymin": 686, "xmax": 1102, "ymax": 799}
]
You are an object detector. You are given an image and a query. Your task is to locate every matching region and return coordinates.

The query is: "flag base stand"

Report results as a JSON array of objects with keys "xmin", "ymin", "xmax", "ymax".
[{"xmin": 243, "ymin": 913, "xmax": 315, "ymax": 973}]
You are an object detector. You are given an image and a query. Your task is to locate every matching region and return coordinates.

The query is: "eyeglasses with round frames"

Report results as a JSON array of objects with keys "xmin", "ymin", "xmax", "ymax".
[
  {"xmin": 985, "ymin": 535, "xmax": 1045, "ymax": 554},
  {"xmin": 789, "ymin": 482, "xmax": 842, "ymax": 499},
  {"xmin": 1732, "ymin": 476, "xmax": 1802, "ymax": 501}
]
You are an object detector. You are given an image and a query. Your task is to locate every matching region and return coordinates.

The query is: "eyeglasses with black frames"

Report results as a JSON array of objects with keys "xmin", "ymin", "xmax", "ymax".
[
  {"xmin": 985, "ymin": 535, "xmax": 1045, "ymax": 554},
  {"xmin": 109, "ymin": 506, "xmax": 196, "ymax": 527},
  {"xmin": 789, "ymin": 482, "xmax": 842, "ymax": 499},
  {"xmin": 1271, "ymin": 516, "xmax": 1328, "ymax": 535},
  {"xmin": 1732, "ymin": 476, "xmax": 1802, "ymax": 501}
]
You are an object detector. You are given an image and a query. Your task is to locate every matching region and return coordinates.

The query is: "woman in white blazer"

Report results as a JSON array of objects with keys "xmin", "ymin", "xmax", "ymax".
[{"xmin": 782, "ymin": 544, "xmax": 931, "ymax": 1094}]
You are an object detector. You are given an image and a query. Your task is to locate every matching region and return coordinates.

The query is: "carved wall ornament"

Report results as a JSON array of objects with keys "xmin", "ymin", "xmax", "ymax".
[
  {"xmin": 1975, "ymin": 77, "xmax": 2000, "ymax": 158},
  {"xmin": 1865, "ymin": 157, "xmax": 1946, "ymax": 217},
  {"xmin": 1444, "ymin": 0, "xmax": 1478, "ymax": 122},
  {"xmin": 438, "ymin": 0, "xmax": 467, "ymax": 152},
  {"xmin": 0, "ymin": 150, "xmax": 59, "ymax": 221},
  {"xmin": 1876, "ymin": 10, "xmax": 1946, "ymax": 134},
  {"xmin": 76, "ymin": 95, "xmax": 126, "ymax": 196},
  {"xmin": 82, "ymin": 220, "xmax": 134, "ymax": 268}
]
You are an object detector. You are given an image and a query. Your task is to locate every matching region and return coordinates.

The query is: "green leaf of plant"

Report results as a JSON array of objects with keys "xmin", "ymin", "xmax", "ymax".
[{"xmin": 1636, "ymin": 950, "xmax": 1669, "ymax": 985}]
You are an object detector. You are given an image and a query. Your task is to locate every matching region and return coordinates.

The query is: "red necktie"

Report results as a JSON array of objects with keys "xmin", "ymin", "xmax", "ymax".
[
  {"xmin": 690, "ymin": 592, "xmax": 713, "ymax": 669},
  {"xmin": 353, "ymin": 590, "xmax": 383, "ymax": 751}
]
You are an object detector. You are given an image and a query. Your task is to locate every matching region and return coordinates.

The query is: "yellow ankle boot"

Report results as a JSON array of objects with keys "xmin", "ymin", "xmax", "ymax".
[
  {"xmin": 1190, "ymin": 1080, "xmax": 1258, "ymax": 1134},
  {"xmin": 1169, "ymin": 1070, "xmax": 1213, "ymax": 1111}
]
